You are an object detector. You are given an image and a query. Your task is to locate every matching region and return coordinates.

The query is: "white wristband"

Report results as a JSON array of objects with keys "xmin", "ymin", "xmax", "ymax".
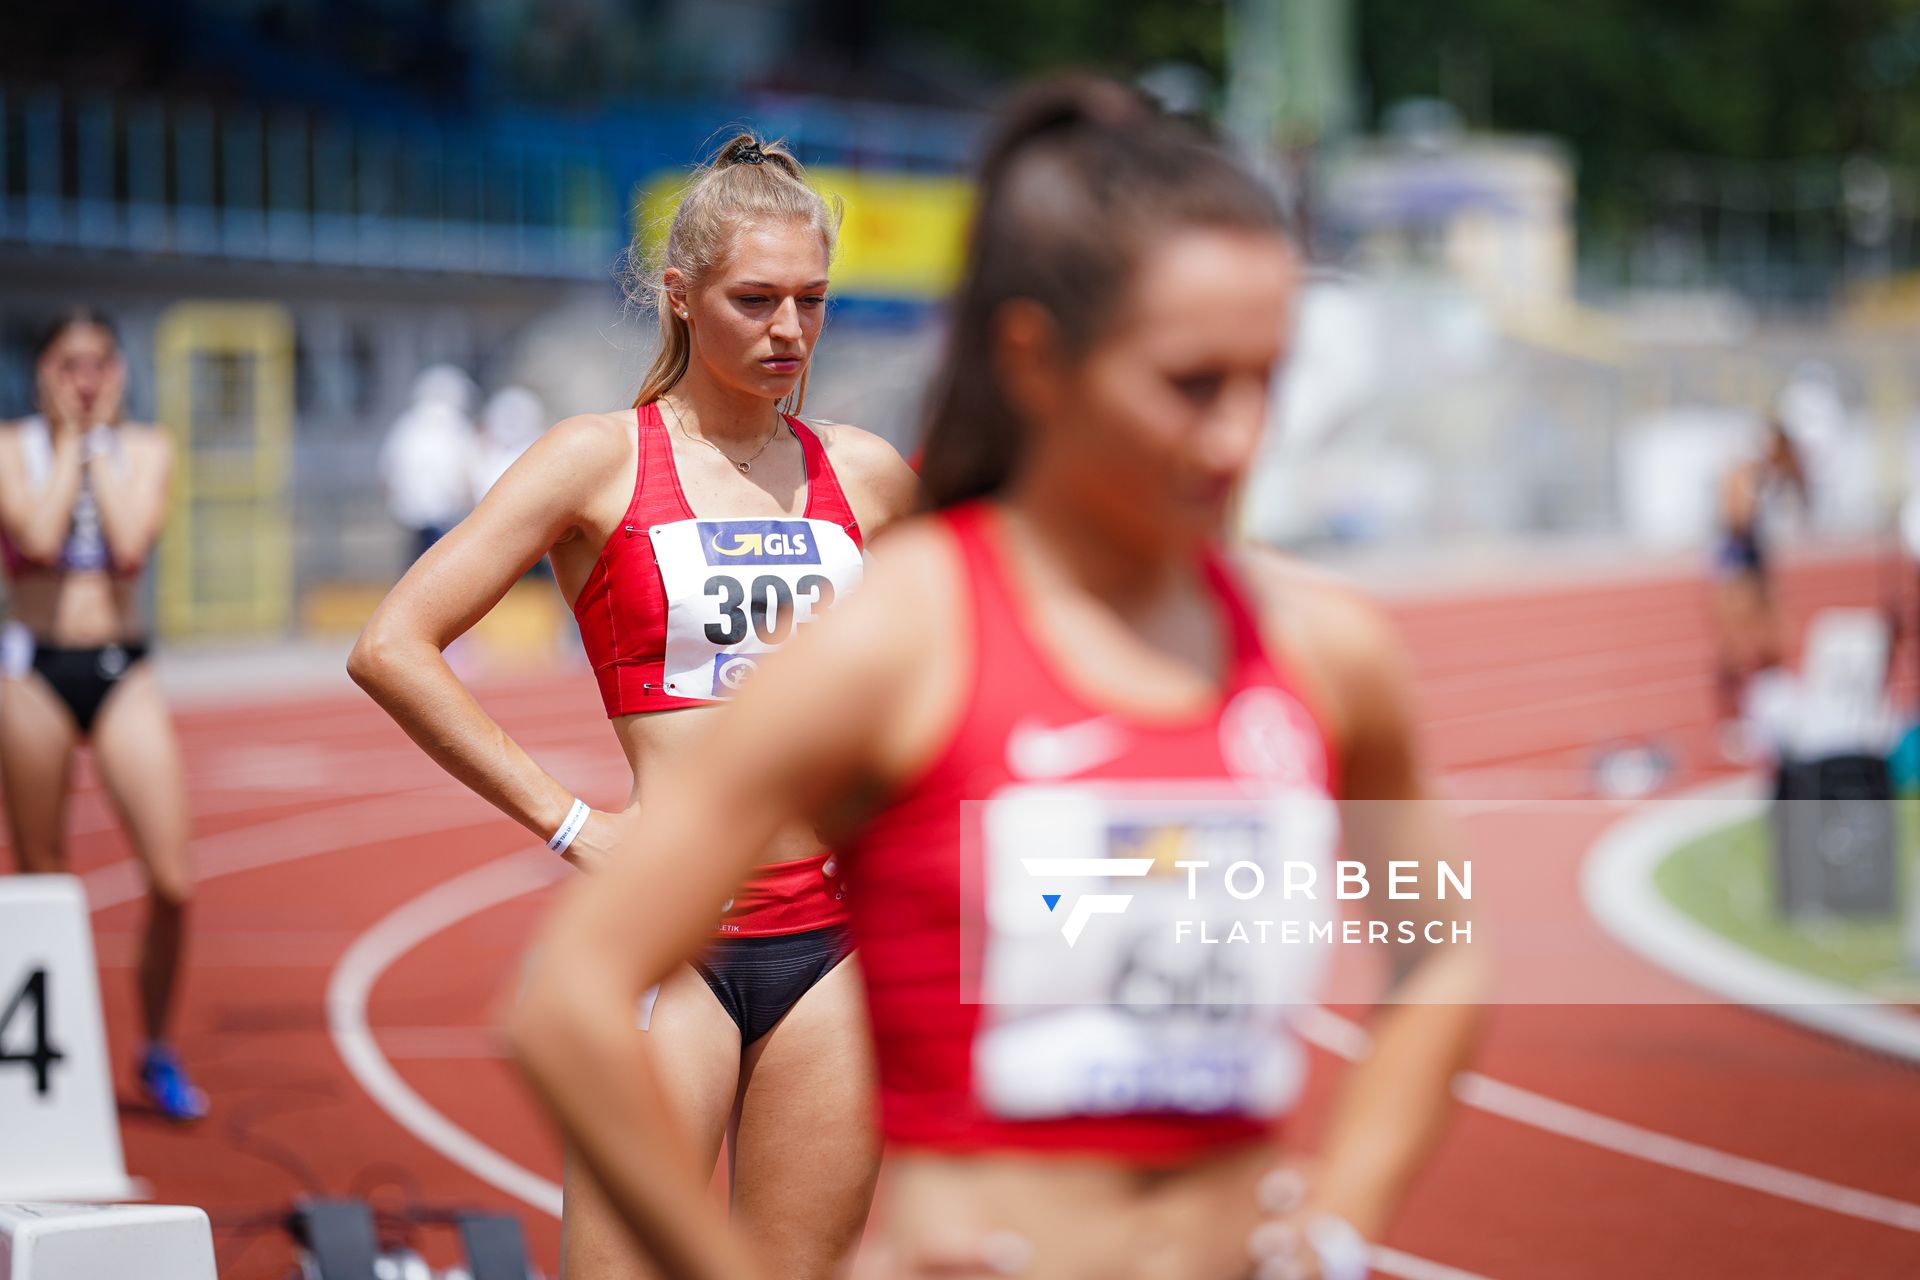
[
  {"xmin": 1305, "ymin": 1213, "xmax": 1370, "ymax": 1280},
  {"xmin": 547, "ymin": 798, "xmax": 590, "ymax": 855}
]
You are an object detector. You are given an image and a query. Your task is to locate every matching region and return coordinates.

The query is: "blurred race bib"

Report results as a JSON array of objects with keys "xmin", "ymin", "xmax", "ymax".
[
  {"xmin": 649, "ymin": 517, "xmax": 863, "ymax": 701},
  {"xmin": 972, "ymin": 781, "xmax": 1336, "ymax": 1121}
]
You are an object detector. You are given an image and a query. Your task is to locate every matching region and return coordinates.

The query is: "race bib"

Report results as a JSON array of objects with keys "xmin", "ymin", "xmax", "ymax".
[
  {"xmin": 649, "ymin": 517, "xmax": 863, "ymax": 701},
  {"xmin": 971, "ymin": 780, "xmax": 1336, "ymax": 1120}
]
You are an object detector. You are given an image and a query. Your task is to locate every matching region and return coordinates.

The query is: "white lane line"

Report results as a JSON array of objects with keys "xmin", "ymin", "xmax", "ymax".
[
  {"xmin": 1371, "ymin": 1247, "xmax": 1497, "ymax": 1280},
  {"xmin": 1423, "ymin": 673, "xmax": 1704, "ymax": 734},
  {"xmin": 375, "ymin": 1026, "xmax": 510, "ymax": 1060},
  {"xmin": 328, "ymin": 857, "xmax": 1494, "ymax": 1280},
  {"xmin": 322, "ymin": 786, "xmax": 1920, "ymax": 1275},
  {"xmin": 1581, "ymin": 775, "xmax": 1920, "ymax": 1064},
  {"xmin": 1457, "ymin": 1073, "xmax": 1920, "ymax": 1233},
  {"xmin": 82, "ymin": 791, "xmax": 502, "ymax": 913},
  {"xmin": 326, "ymin": 851, "xmax": 567, "ymax": 1218},
  {"xmin": 175, "ymin": 686, "xmax": 607, "ymax": 747},
  {"xmin": 43, "ymin": 717, "xmax": 612, "ymax": 847},
  {"xmin": 1412, "ymin": 637, "xmax": 1705, "ymax": 698},
  {"xmin": 83, "ymin": 684, "xmax": 1919, "ymax": 1254},
  {"xmin": 1292, "ymin": 1007, "xmax": 1920, "ymax": 1235}
]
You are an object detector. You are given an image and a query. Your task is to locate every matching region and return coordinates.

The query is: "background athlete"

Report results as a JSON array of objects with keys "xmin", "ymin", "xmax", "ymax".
[
  {"xmin": 1710, "ymin": 413, "xmax": 1810, "ymax": 748},
  {"xmin": 512, "ymin": 81, "xmax": 1485, "ymax": 1280},
  {"xmin": 350, "ymin": 134, "xmax": 915, "ymax": 1278},
  {"xmin": 0, "ymin": 309, "xmax": 204, "ymax": 1121}
]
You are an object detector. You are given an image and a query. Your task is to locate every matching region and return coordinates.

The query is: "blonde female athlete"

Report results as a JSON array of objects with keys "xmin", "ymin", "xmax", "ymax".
[
  {"xmin": 513, "ymin": 81, "xmax": 1485, "ymax": 1280},
  {"xmin": 351, "ymin": 135, "xmax": 915, "ymax": 1277},
  {"xmin": 0, "ymin": 309, "xmax": 204, "ymax": 1120}
]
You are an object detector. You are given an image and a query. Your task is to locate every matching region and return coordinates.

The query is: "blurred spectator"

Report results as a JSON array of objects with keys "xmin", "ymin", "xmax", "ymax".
[
  {"xmin": 378, "ymin": 365, "xmax": 478, "ymax": 563},
  {"xmin": 473, "ymin": 385, "xmax": 547, "ymax": 500},
  {"xmin": 1710, "ymin": 408, "xmax": 1811, "ymax": 754}
]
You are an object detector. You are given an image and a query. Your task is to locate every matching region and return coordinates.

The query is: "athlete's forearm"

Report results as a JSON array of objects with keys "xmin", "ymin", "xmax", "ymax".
[
  {"xmin": 86, "ymin": 451, "xmax": 167, "ymax": 571},
  {"xmin": 1303, "ymin": 946, "xmax": 1487, "ymax": 1240},
  {"xmin": 347, "ymin": 632, "xmax": 575, "ymax": 839},
  {"xmin": 511, "ymin": 926, "xmax": 767, "ymax": 1280},
  {"xmin": 2, "ymin": 439, "xmax": 85, "ymax": 561}
]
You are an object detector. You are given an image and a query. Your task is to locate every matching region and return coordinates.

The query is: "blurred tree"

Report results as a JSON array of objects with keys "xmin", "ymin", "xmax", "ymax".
[
  {"xmin": 1354, "ymin": 0, "xmax": 1920, "ymax": 235},
  {"xmin": 887, "ymin": 0, "xmax": 1920, "ymax": 248},
  {"xmin": 881, "ymin": 0, "xmax": 1226, "ymax": 90}
]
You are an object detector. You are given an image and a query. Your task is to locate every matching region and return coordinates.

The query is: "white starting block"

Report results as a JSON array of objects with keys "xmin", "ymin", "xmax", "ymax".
[
  {"xmin": 0, "ymin": 877, "xmax": 142, "ymax": 1202},
  {"xmin": 0, "ymin": 1203, "xmax": 214, "ymax": 1280}
]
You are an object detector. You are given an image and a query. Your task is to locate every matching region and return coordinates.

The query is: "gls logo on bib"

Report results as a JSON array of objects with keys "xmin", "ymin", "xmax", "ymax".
[{"xmin": 700, "ymin": 520, "xmax": 819, "ymax": 565}]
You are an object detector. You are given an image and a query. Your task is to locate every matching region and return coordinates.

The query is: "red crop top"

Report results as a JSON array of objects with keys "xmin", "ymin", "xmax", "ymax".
[
  {"xmin": 572, "ymin": 402, "xmax": 865, "ymax": 717},
  {"xmin": 842, "ymin": 502, "xmax": 1342, "ymax": 1163}
]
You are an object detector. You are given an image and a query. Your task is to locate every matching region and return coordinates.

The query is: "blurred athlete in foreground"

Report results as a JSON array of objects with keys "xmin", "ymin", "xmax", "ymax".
[
  {"xmin": 0, "ymin": 309, "xmax": 204, "ymax": 1120},
  {"xmin": 352, "ymin": 134, "xmax": 914, "ymax": 1277},
  {"xmin": 514, "ymin": 81, "xmax": 1485, "ymax": 1280}
]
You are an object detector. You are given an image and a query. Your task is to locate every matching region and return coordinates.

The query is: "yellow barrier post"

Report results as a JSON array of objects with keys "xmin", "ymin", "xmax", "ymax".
[{"xmin": 153, "ymin": 302, "xmax": 295, "ymax": 638}]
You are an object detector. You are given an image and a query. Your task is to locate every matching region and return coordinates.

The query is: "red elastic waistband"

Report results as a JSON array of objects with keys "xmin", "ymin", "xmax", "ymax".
[
  {"xmin": 716, "ymin": 852, "xmax": 848, "ymax": 937},
  {"xmin": 880, "ymin": 1115, "xmax": 1276, "ymax": 1165}
]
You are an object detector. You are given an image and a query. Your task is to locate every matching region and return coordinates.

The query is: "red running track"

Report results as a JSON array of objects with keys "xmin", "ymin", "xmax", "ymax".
[{"xmin": 11, "ymin": 547, "xmax": 1920, "ymax": 1278}]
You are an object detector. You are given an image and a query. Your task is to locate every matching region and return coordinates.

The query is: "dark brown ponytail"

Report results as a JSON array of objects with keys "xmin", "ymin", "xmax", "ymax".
[{"xmin": 915, "ymin": 76, "xmax": 1289, "ymax": 511}]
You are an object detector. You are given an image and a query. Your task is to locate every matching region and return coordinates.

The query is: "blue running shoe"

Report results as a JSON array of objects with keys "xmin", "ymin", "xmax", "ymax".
[{"xmin": 138, "ymin": 1043, "xmax": 208, "ymax": 1121}]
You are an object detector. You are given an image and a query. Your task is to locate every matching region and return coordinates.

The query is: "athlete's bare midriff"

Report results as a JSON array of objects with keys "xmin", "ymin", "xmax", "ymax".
[
  {"xmin": 5, "ymin": 572, "xmax": 144, "ymax": 647},
  {"xmin": 880, "ymin": 1145, "xmax": 1276, "ymax": 1280},
  {"xmin": 610, "ymin": 705, "xmax": 831, "ymax": 865}
]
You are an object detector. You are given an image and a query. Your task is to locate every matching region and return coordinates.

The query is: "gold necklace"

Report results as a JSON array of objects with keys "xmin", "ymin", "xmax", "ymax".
[{"xmin": 661, "ymin": 396, "xmax": 783, "ymax": 473}]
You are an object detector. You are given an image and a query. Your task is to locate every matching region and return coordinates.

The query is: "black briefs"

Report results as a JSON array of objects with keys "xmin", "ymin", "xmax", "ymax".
[
  {"xmin": 29, "ymin": 639, "xmax": 150, "ymax": 735},
  {"xmin": 692, "ymin": 926, "xmax": 855, "ymax": 1045}
]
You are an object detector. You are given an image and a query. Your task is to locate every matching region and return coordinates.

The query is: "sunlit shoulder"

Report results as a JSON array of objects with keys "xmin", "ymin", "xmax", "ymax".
[
  {"xmin": 803, "ymin": 417, "xmax": 902, "ymax": 470},
  {"xmin": 802, "ymin": 417, "xmax": 917, "ymax": 526},
  {"xmin": 526, "ymin": 411, "xmax": 635, "ymax": 476},
  {"xmin": 1232, "ymin": 542, "xmax": 1420, "ymax": 758}
]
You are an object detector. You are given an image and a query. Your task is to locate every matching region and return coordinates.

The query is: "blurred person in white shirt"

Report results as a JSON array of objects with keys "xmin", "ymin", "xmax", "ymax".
[
  {"xmin": 379, "ymin": 364, "xmax": 479, "ymax": 563},
  {"xmin": 473, "ymin": 385, "xmax": 546, "ymax": 501},
  {"xmin": 475, "ymin": 385, "xmax": 558, "ymax": 597}
]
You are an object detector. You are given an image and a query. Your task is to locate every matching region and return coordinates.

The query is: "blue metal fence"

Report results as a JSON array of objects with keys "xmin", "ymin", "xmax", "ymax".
[{"xmin": 0, "ymin": 84, "xmax": 980, "ymax": 282}]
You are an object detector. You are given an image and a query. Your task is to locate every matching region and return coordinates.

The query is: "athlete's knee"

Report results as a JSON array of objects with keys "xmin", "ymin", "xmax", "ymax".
[{"xmin": 146, "ymin": 864, "xmax": 193, "ymax": 910}]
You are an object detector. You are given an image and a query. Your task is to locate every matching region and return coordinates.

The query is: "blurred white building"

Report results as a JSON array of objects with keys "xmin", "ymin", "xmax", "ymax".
[{"xmin": 1323, "ymin": 122, "xmax": 1576, "ymax": 315}]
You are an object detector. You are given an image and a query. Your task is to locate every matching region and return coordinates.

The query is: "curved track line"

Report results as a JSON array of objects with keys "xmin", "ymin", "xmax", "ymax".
[
  {"xmin": 1292, "ymin": 1002, "xmax": 1920, "ymax": 1235},
  {"xmin": 1368, "ymin": 1248, "xmax": 1497, "ymax": 1280},
  {"xmin": 81, "ymin": 792, "xmax": 499, "ymax": 913},
  {"xmin": 329, "ymin": 857, "xmax": 1493, "ymax": 1280},
  {"xmin": 1581, "ymin": 775, "xmax": 1920, "ymax": 1063},
  {"xmin": 326, "ymin": 850, "xmax": 567, "ymax": 1217}
]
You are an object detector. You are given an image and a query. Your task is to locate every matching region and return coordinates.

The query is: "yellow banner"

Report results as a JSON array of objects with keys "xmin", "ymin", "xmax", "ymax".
[{"xmin": 635, "ymin": 167, "xmax": 971, "ymax": 301}]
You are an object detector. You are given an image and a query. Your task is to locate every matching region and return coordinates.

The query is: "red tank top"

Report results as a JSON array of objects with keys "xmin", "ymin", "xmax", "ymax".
[
  {"xmin": 572, "ymin": 402, "xmax": 864, "ymax": 716},
  {"xmin": 843, "ymin": 502, "xmax": 1341, "ymax": 1162},
  {"xmin": 571, "ymin": 402, "xmax": 865, "ymax": 937}
]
